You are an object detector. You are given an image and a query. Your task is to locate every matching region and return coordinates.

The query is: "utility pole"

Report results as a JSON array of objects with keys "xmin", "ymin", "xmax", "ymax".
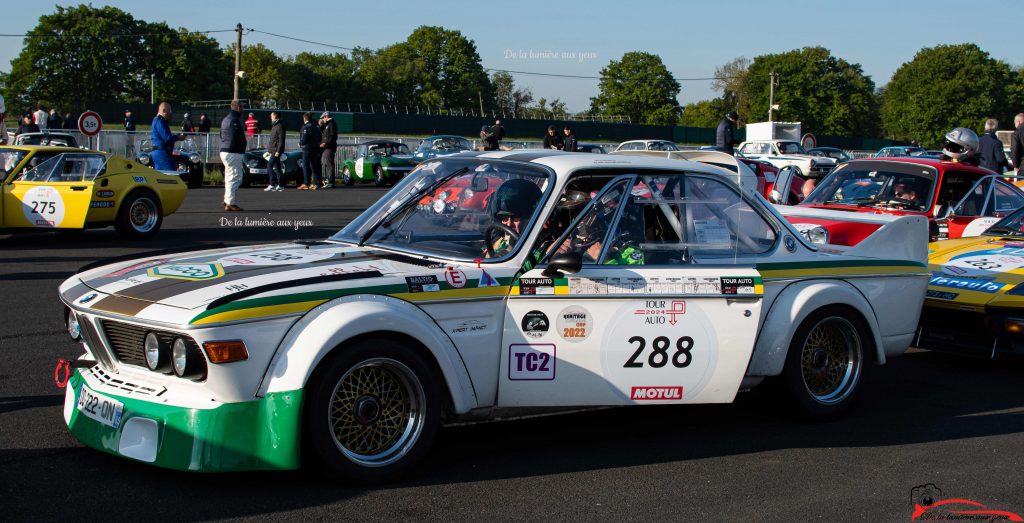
[
  {"xmin": 150, "ymin": 74, "xmax": 155, "ymax": 104},
  {"xmin": 478, "ymin": 91, "xmax": 485, "ymax": 118},
  {"xmin": 768, "ymin": 70, "xmax": 779, "ymax": 123},
  {"xmin": 233, "ymin": 23, "xmax": 243, "ymax": 101}
]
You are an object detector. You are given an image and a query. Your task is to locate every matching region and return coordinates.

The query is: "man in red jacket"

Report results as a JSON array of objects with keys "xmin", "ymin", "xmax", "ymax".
[{"xmin": 244, "ymin": 112, "xmax": 261, "ymax": 148}]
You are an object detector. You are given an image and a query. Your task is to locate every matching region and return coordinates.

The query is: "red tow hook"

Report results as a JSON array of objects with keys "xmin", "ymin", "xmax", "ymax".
[{"xmin": 54, "ymin": 359, "xmax": 72, "ymax": 388}]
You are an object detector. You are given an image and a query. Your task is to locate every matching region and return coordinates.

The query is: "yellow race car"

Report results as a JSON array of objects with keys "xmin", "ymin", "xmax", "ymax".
[
  {"xmin": 0, "ymin": 145, "xmax": 187, "ymax": 239},
  {"xmin": 918, "ymin": 206, "xmax": 1024, "ymax": 358}
]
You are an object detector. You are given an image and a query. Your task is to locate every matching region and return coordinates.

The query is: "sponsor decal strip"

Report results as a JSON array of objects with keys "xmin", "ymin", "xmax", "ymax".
[{"xmin": 90, "ymin": 295, "xmax": 156, "ymax": 317}]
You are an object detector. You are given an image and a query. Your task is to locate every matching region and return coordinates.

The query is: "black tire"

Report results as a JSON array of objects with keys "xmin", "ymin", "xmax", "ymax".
[
  {"xmin": 186, "ymin": 164, "xmax": 204, "ymax": 188},
  {"xmin": 782, "ymin": 306, "xmax": 872, "ymax": 420},
  {"xmin": 305, "ymin": 338, "xmax": 442, "ymax": 484},
  {"xmin": 114, "ymin": 190, "xmax": 163, "ymax": 240},
  {"xmin": 374, "ymin": 165, "xmax": 386, "ymax": 187},
  {"xmin": 342, "ymin": 166, "xmax": 354, "ymax": 186},
  {"xmin": 240, "ymin": 169, "xmax": 252, "ymax": 188}
]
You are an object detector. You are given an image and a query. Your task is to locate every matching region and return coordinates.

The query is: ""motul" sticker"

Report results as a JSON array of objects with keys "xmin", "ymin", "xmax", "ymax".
[{"xmin": 630, "ymin": 386, "xmax": 683, "ymax": 400}]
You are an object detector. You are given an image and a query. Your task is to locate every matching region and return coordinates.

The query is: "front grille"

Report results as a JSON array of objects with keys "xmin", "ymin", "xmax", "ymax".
[
  {"xmin": 85, "ymin": 365, "xmax": 167, "ymax": 397},
  {"xmin": 99, "ymin": 320, "xmax": 179, "ymax": 368},
  {"xmin": 79, "ymin": 317, "xmax": 116, "ymax": 370}
]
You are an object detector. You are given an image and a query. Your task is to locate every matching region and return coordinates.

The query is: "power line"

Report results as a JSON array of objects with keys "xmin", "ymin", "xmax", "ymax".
[{"xmin": 0, "ymin": 29, "xmax": 236, "ymax": 39}]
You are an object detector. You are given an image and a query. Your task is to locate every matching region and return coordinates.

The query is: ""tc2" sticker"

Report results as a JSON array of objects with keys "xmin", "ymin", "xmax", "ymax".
[{"xmin": 508, "ymin": 344, "xmax": 555, "ymax": 380}]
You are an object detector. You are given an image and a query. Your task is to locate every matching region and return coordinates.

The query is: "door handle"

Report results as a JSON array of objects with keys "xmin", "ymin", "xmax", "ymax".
[{"xmin": 70, "ymin": 186, "xmax": 87, "ymax": 191}]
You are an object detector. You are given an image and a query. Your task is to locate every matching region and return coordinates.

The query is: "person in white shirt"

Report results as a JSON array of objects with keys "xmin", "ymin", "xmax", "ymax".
[{"xmin": 33, "ymin": 103, "xmax": 48, "ymax": 130}]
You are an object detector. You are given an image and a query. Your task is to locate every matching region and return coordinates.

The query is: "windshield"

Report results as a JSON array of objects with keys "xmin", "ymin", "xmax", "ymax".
[
  {"xmin": 0, "ymin": 149, "xmax": 28, "ymax": 180},
  {"xmin": 367, "ymin": 143, "xmax": 410, "ymax": 156},
  {"xmin": 778, "ymin": 142, "xmax": 806, "ymax": 154},
  {"xmin": 333, "ymin": 158, "xmax": 551, "ymax": 260},
  {"xmin": 803, "ymin": 161, "xmax": 936, "ymax": 212},
  {"xmin": 418, "ymin": 137, "xmax": 471, "ymax": 153},
  {"xmin": 648, "ymin": 141, "xmax": 679, "ymax": 151},
  {"xmin": 16, "ymin": 152, "xmax": 108, "ymax": 183},
  {"xmin": 984, "ymin": 206, "xmax": 1024, "ymax": 237}
]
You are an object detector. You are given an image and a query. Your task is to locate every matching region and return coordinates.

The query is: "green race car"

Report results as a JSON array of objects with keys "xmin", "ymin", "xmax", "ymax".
[{"xmin": 341, "ymin": 140, "xmax": 415, "ymax": 186}]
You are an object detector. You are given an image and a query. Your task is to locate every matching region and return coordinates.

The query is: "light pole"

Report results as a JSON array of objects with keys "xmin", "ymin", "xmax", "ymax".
[{"xmin": 150, "ymin": 74, "xmax": 155, "ymax": 104}]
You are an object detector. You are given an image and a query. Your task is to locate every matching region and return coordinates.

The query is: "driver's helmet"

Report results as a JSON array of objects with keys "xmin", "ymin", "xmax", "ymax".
[
  {"xmin": 556, "ymin": 189, "xmax": 590, "ymax": 210},
  {"xmin": 493, "ymin": 178, "xmax": 542, "ymax": 221},
  {"xmin": 942, "ymin": 127, "xmax": 979, "ymax": 161}
]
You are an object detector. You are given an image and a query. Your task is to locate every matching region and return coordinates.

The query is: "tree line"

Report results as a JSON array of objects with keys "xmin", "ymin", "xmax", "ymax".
[{"xmin": 2, "ymin": 5, "xmax": 1022, "ymax": 147}]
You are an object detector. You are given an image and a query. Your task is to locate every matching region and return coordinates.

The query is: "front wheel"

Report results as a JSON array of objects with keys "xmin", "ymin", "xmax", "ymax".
[
  {"xmin": 186, "ymin": 164, "xmax": 204, "ymax": 188},
  {"xmin": 342, "ymin": 166, "xmax": 354, "ymax": 186},
  {"xmin": 782, "ymin": 306, "xmax": 872, "ymax": 420},
  {"xmin": 305, "ymin": 339, "xmax": 442, "ymax": 484},
  {"xmin": 374, "ymin": 165, "xmax": 386, "ymax": 187},
  {"xmin": 114, "ymin": 190, "xmax": 163, "ymax": 240}
]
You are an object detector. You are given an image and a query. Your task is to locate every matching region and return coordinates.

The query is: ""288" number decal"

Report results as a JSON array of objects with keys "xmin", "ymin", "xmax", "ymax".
[{"xmin": 624, "ymin": 336, "xmax": 694, "ymax": 368}]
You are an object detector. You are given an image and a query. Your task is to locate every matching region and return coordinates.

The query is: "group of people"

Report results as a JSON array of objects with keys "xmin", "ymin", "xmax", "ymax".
[
  {"xmin": 542, "ymin": 124, "xmax": 579, "ymax": 151},
  {"xmin": 0, "ymin": 102, "xmax": 77, "ymax": 144},
  {"xmin": 293, "ymin": 111, "xmax": 337, "ymax": 190}
]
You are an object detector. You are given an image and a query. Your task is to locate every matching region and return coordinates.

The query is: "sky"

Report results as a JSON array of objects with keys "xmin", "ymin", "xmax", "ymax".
[{"xmin": 1, "ymin": 0, "xmax": 1022, "ymax": 113}]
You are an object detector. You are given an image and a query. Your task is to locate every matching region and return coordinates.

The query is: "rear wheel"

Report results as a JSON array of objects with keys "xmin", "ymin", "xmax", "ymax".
[
  {"xmin": 114, "ymin": 190, "xmax": 163, "ymax": 240},
  {"xmin": 782, "ymin": 306, "xmax": 871, "ymax": 420},
  {"xmin": 374, "ymin": 165, "xmax": 386, "ymax": 187},
  {"xmin": 305, "ymin": 338, "xmax": 441, "ymax": 484},
  {"xmin": 186, "ymin": 164, "xmax": 204, "ymax": 188}
]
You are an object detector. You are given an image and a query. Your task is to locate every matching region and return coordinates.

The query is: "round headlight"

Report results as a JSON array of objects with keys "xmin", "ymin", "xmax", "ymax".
[
  {"xmin": 172, "ymin": 338, "xmax": 188, "ymax": 376},
  {"xmin": 67, "ymin": 310, "xmax": 81, "ymax": 341},
  {"xmin": 437, "ymin": 190, "xmax": 449, "ymax": 201},
  {"xmin": 189, "ymin": 154, "xmax": 201, "ymax": 164},
  {"xmin": 432, "ymin": 198, "xmax": 447, "ymax": 214},
  {"xmin": 246, "ymin": 159, "xmax": 258, "ymax": 168},
  {"xmin": 463, "ymin": 188, "xmax": 474, "ymax": 200},
  {"xmin": 144, "ymin": 332, "xmax": 170, "ymax": 372},
  {"xmin": 137, "ymin": 155, "xmax": 151, "ymax": 166}
]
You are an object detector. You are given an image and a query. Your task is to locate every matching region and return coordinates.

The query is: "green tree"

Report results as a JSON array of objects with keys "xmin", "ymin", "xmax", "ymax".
[
  {"xmin": 4, "ymin": 5, "xmax": 149, "ymax": 111},
  {"xmin": 142, "ymin": 24, "xmax": 231, "ymax": 102},
  {"xmin": 357, "ymin": 42, "xmax": 424, "ymax": 108},
  {"xmin": 406, "ymin": 26, "xmax": 491, "ymax": 110},
  {"xmin": 590, "ymin": 51, "xmax": 681, "ymax": 125},
  {"xmin": 281, "ymin": 52, "xmax": 360, "ymax": 104},
  {"xmin": 881, "ymin": 44, "xmax": 1021, "ymax": 146},
  {"xmin": 679, "ymin": 98, "xmax": 730, "ymax": 128},
  {"xmin": 712, "ymin": 56, "xmax": 750, "ymax": 115},
  {"xmin": 491, "ymin": 71, "xmax": 533, "ymax": 116},
  {"xmin": 737, "ymin": 47, "xmax": 878, "ymax": 137},
  {"xmin": 225, "ymin": 43, "xmax": 286, "ymax": 105}
]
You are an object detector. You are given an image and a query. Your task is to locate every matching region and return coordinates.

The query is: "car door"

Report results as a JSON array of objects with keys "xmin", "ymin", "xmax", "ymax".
[
  {"xmin": 498, "ymin": 172, "xmax": 768, "ymax": 407},
  {"xmin": 951, "ymin": 177, "xmax": 1024, "ymax": 237},
  {"xmin": 3, "ymin": 152, "xmax": 99, "ymax": 229}
]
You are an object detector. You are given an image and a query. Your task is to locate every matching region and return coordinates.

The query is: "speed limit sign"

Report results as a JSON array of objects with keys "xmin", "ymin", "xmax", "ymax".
[{"xmin": 78, "ymin": 111, "xmax": 103, "ymax": 137}]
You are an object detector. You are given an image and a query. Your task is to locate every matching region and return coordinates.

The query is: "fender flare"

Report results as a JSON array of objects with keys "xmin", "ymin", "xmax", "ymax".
[
  {"xmin": 258, "ymin": 294, "xmax": 478, "ymax": 414},
  {"xmin": 747, "ymin": 279, "xmax": 884, "ymax": 376}
]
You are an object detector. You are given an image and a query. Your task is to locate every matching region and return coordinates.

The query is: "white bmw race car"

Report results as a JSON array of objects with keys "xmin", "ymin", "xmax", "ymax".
[{"xmin": 57, "ymin": 150, "xmax": 930, "ymax": 483}]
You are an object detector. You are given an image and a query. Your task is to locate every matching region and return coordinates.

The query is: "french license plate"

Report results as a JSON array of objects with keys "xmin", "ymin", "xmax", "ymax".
[{"xmin": 76, "ymin": 385, "xmax": 124, "ymax": 429}]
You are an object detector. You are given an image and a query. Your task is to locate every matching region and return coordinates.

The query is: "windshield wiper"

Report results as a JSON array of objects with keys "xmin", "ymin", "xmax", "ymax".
[
  {"xmin": 825, "ymin": 197, "xmax": 875, "ymax": 206},
  {"xmin": 358, "ymin": 166, "xmax": 469, "ymax": 246},
  {"xmin": 984, "ymin": 226, "xmax": 1022, "ymax": 237}
]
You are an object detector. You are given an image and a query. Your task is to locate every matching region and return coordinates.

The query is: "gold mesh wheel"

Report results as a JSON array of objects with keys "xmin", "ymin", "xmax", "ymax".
[
  {"xmin": 799, "ymin": 316, "xmax": 862, "ymax": 405},
  {"xmin": 328, "ymin": 357, "xmax": 425, "ymax": 467},
  {"xmin": 128, "ymin": 196, "xmax": 159, "ymax": 233}
]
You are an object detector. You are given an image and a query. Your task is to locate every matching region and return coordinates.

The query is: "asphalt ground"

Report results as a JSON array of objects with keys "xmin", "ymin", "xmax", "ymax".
[{"xmin": 1, "ymin": 187, "xmax": 1022, "ymax": 522}]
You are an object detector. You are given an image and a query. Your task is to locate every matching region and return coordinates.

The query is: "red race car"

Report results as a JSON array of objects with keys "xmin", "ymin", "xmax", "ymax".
[{"xmin": 785, "ymin": 158, "xmax": 1024, "ymax": 245}]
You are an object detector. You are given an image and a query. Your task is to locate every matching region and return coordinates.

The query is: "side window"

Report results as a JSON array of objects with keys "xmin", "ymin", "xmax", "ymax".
[
  {"xmin": 739, "ymin": 143, "xmax": 756, "ymax": 155},
  {"xmin": 955, "ymin": 178, "xmax": 991, "ymax": 217},
  {"xmin": 989, "ymin": 181, "xmax": 1024, "ymax": 216},
  {"xmin": 602, "ymin": 175, "xmax": 777, "ymax": 265},
  {"xmin": 548, "ymin": 179, "xmax": 632, "ymax": 264}
]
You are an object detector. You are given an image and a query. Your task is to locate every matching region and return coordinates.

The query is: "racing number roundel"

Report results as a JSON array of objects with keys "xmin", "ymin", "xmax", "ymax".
[
  {"xmin": 21, "ymin": 186, "xmax": 66, "ymax": 227},
  {"xmin": 602, "ymin": 300, "xmax": 718, "ymax": 402},
  {"xmin": 77, "ymin": 111, "xmax": 102, "ymax": 137}
]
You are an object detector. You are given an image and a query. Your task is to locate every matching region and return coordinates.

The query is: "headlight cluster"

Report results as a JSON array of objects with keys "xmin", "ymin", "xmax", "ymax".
[
  {"xmin": 66, "ymin": 309, "xmax": 81, "ymax": 341},
  {"xmin": 803, "ymin": 225, "xmax": 830, "ymax": 245},
  {"xmin": 137, "ymin": 155, "xmax": 151, "ymax": 166},
  {"xmin": 143, "ymin": 332, "xmax": 207, "ymax": 380},
  {"xmin": 246, "ymin": 159, "xmax": 259, "ymax": 168},
  {"xmin": 188, "ymin": 154, "xmax": 202, "ymax": 164}
]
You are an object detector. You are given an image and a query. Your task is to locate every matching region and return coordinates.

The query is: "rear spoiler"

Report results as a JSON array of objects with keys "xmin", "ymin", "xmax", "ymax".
[
  {"xmin": 610, "ymin": 149, "xmax": 759, "ymax": 194},
  {"xmin": 777, "ymin": 205, "xmax": 929, "ymax": 263}
]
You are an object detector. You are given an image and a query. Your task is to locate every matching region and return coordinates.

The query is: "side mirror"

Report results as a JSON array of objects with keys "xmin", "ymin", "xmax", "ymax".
[
  {"xmin": 542, "ymin": 252, "xmax": 583, "ymax": 278},
  {"xmin": 471, "ymin": 174, "xmax": 489, "ymax": 192}
]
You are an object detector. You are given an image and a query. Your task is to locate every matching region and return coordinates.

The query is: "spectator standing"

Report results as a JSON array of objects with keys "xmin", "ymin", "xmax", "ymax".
[
  {"xmin": 124, "ymin": 110, "xmax": 136, "ymax": 133},
  {"xmin": 48, "ymin": 109, "xmax": 62, "ymax": 131},
  {"xmin": 198, "ymin": 113, "xmax": 212, "ymax": 134},
  {"xmin": 542, "ymin": 125, "xmax": 563, "ymax": 150},
  {"xmin": 266, "ymin": 111, "xmax": 286, "ymax": 192},
  {"xmin": 245, "ymin": 112, "xmax": 260, "ymax": 139},
  {"xmin": 181, "ymin": 112, "xmax": 195, "ymax": 134},
  {"xmin": 481, "ymin": 124, "xmax": 499, "ymax": 151},
  {"xmin": 0, "ymin": 95, "xmax": 7, "ymax": 145},
  {"xmin": 297, "ymin": 112, "xmax": 321, "ymax": 190},
  {"xmin": 150, "ymin": 102, "xmax": 182, "ymax": 172},
  {"xmin": 716, "ymin": 111, "xmax": 739, "ymax": 155},
  {"xmin": 978, "ymin": 118, "xmax": 1009, "ymax": 173},
  {"xmin": 491, "ymin": 119, "xmax": 505, "ymax": 143},
  {"xmin": 16, "ymin": 113, "xmax": 40, "ymax": 136},
  {"xmin": 319, "ymin": 111, "xmax": 338, "ymax": 188},
  {"xmin": 62, "ymin": 112, "xmax": 75, "ymax": 130},
  {"xmin": 1013, "ymin": 113, "xmax": 1024, "ymax": 173},
  {"xmin": 220, "ymin": 100, "xmax": 247, "ymax": 211},
  {"xmin": 33, "ymin": 103, "xmax": 48, "ymax": 130},
  {"xmin": 562, "ymin": 126, "xmax": 578, "ymax": 152}
]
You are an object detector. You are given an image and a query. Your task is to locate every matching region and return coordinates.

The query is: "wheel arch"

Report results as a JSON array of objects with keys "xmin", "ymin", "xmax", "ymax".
[
  {"xmin": 747, "ymin": 279, "xmax": 884, "ymax": 377},
  {"xmin": 258, "ymin": 294, "xmax": 478, "ymax": 414}
]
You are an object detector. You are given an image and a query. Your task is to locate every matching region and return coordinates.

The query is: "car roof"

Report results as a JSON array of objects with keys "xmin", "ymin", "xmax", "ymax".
[
  {"xmin": 361, "ymin": 140, "xmax": 406, "ymax": 146},
  {"xmin": 1, "ymin": 145, "xmax": 93, "ymax": 153},
  {"xmin": 423, "ymin": 135, "xmax": 467, "ymax": 140},
  {"xmin": 845, "ymin": 156, "xmax": 991, "ymax": 174}
]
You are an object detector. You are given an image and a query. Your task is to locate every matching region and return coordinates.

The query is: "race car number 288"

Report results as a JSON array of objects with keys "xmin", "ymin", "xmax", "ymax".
[
  {"xmin": 602, "ymin": 300, "xmax": 719, "ymax": 403},
  {"xmin": 76, "ymin": 385, "xmax": 124, "ymax": 428}
]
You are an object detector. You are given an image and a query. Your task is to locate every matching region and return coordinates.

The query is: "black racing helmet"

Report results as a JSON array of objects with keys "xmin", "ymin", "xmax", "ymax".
[{"xmin": 493, "ymin": 178, "xmax": 543, "ymax": 220}]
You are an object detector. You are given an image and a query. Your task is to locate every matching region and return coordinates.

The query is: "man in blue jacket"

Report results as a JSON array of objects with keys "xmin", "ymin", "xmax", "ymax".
[
  {"xmin": 220, "ymin": 100, "xmax": 247, "ymax": 211},
  {"xmin": 151, "ymin": 102, "xmax": 182, "ymax": 171},
  {"xmin": 297, "ymin": 112, "xmax": 321, "ymax": 190},
  {"xmin": 978, "ymin": 118, "xmax": 1009, "ymax": 173},
  {"xmin": 716, "ymin": 111, "xmax": 738, "ymax": 156}
]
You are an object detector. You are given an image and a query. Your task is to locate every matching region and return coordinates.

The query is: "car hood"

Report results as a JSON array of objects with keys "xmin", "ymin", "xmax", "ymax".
[
  {"xmin": 926, "ymin": 235, "xmax": 1024, "ymax": 310},
  {"xmin": 67, "ymin": 242, "xmax": 509, "ymax": 325}
]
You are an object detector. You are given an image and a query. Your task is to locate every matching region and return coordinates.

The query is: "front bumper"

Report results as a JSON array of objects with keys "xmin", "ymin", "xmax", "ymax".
[
  {"xmin": 917, "ymin": 306, "xmax": 1024, "ymax": 359},
  {"xmin": 64, "ymin": 368, "xmax": 303, "ymax": 472}
]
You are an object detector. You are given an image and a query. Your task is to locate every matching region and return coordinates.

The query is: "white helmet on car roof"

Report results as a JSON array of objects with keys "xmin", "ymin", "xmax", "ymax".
[{"xmin": 942, "ymin": 127, "xmax": 979, "ymax": 161}]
